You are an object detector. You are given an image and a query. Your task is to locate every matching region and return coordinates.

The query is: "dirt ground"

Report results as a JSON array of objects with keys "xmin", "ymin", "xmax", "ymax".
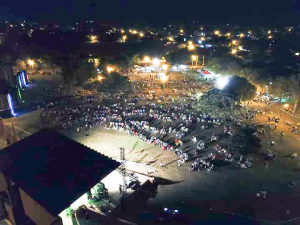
[{"xmin": 62, "ymin": 117, "xmax": 300, "ymax": 223}]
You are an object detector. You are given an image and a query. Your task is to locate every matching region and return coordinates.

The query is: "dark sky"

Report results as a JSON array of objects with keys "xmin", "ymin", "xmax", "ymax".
[{"xmin": 0, "ymin": 0, "xmax": 298, "ymax": 25}]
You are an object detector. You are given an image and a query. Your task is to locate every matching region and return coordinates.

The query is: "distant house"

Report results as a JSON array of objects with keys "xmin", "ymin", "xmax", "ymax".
[{"xmin": 0, "ymin": 129, "xmax": 120, "ymax": 225}]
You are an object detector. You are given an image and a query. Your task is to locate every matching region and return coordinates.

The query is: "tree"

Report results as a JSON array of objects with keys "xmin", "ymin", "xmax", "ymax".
[
  {"xmin": 98, "ymin": 72, "xmax": 131, "ymax": 93},
  {"xmin": 226, "ymin": 60, "xmax": 242, "ymax": 75},
  {"xmin": 268, "ymin": 77, "xmax": 289, "ymax": 102},
  {"xmin": 164, "ymin": 50, "xmax": 190, "ymax": 64},
  {"xmin": 227, "ymin": 125, "xmax": 261, "ymax": 156},
  {"xmin": 73, "ymin": 60, "xmax": 96, "ymax": 85},
  {"xmin": 223, "ymin": 76, "xmax": 256, "ymax": 101},
  {"xmin": 290, "ymin": 74, "xmax": 300, "ymax": 113},
  {"xmin": 206, "ymin": 57, "xmax": 222, "ymax": 74},
  {"xmin": 57, "ymin": 54, "xmax": 79, "ymax": 84},
  {"xmin": 128, "ymin": 54, "xmax": 140, "ymax": 68}
]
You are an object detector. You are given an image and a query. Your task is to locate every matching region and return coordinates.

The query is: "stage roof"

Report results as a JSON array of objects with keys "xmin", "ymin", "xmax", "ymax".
[{"xmin": 0, "ymin": 129, "xmax": 120, "ymax": 216}]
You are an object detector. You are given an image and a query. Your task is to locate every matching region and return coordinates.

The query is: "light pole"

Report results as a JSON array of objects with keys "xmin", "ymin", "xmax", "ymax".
[
  {"xmin": 162, "ymin": 64, "xmax": 169, "ymax": 72},
  {"xmin": 107, "ymin": 66, "xmax": 114, "ymax": 73},
  {"xmin": 191, "ymin": 55, "xmax": 198, "ymax": 70},
  {"xmin": 27, "ymin": 59, "xmax": 35, "ymax": 68},
  {"xmin": 280, "ymin": 104, "xmax": 289, "ymax": 118},
  {"xmin": 161, "ymin": 74, "xmax": 168, "ymax": 95},
  {"xmin": 143, "ymin": 56, "xmax": 151, "ymax": 68}
]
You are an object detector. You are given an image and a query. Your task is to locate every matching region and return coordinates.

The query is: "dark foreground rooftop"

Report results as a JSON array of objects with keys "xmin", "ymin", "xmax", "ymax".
[{"xmin": 0, "ymin": 128, "xmax": 120, "ymax": 216}]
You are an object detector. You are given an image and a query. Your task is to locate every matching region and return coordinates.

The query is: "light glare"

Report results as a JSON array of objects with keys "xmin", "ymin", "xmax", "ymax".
[{"xmin": 216, "ymin": 77, "xmax": 229, "ymax": 89}]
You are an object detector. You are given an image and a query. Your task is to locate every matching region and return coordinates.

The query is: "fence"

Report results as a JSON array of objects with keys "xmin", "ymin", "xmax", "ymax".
[{"xmin": 0, "ymin": 118, "xmax": 31, "ymax": 146}]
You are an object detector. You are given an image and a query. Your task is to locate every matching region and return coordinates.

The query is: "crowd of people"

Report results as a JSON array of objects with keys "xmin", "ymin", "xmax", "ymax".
[
  {"xmin": 41, "ymin": 87, "xmax": 259, "ymax": 172},
  {"xmin": 39, "ymin": 72, "xmax": 296, "ymax": 174}
]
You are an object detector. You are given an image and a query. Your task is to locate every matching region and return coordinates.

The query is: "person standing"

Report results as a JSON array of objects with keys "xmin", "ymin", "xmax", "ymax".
[{"xmin": 264, "ymin": 160, "xmax": 269, "ymax": 170}]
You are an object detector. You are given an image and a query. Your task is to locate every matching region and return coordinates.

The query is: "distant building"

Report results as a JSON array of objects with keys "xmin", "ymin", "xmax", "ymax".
[
  {"xmin": 0, "ymin": 129, "xmax": 121, "ymax": 224},
  {"xmin": 0, "ymin": 64, "xmax": 15, "ymax": 91},
  {"xmin": 0, "ymin": 64, "xmax": 28, "ymax": 113}
]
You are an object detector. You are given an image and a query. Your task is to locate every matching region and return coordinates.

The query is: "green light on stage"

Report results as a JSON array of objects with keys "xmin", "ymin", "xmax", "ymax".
[
  {"xmin": 18, "ymin": 76, "xmax": 24, "ymax": 90},
  {"xmin": 17, "ymin": 87, "xmax": 24, "ymax": 103}
]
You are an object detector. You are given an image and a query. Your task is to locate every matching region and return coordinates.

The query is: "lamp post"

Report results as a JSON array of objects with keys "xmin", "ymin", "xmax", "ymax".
[
  {"xmin": 280, "ymin": 104, "xmax": 289, "ymax": 118},
  {"xmin": 143, "ymin": 56, "xmax": 150, "ymax": 67},
  {"xmin": 191, "ymin": 55, "xmax": 198, "ymax": 70},
  {"xmin": 188, "ymin": 44, "xmax": 195, "ymax": 51},
  {"xmin": 231, "ymin": 49, "xmax": 237, "ymax": 55},
  {"xmin": 107, "ymin": 66, "xmax": 114, "ymax": 73},
  {"xmin": 161, "ymin": 74, "xmax": 168, "ymax": 95},
  {"xmin": 98, "ymin": 75, "xmax": 104, "ymax": 82},
  {"xmin": 162, "ymin": 64, "xmax": 169, "ymax": 72},
  {"xmin": 27, "ymin": 59, "xmax": 35, "ymax": 68}
]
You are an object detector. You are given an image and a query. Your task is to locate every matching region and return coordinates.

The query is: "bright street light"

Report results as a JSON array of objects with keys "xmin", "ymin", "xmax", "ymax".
[
  {"xmin": 160, "ymin": 73, "xmax": 168, "ymax": 95},
  {"xmin": 180, "ymin": 29, "xmax": 184, "ymax": 33},
  {"xmin": 295, "ymin": 52, "xmax": 300, "ymax": 56},
  {"xmin": 140, "ymin": 32, "xmax": 144, "ymax": 37},
  {"xmin": 27, "ymin": 59, "xmax": 35, "ymax": 68},
  {"xmin": 107, "ymin": 66, "xmax": 114, "ymax": 73},
  {"xmin": 231, "ymin": 49, "xmax": 237, "ymax": 55},
  {"xmin": 143, "ymin": 56, "xmax": 151, "ymax": 63},
  {"xmin": 132, "ymin": 30, "xmax": 137, "ymax": 34},
  {"xmin": 232, "ymin": 40, "xmax": 238, "ymax": 45},
  {"xmin": 168, "ymin": 37, "xmax": 174, "ymax": 41},
  {"xmin": 162, "ymin": 64, "xmax": 169, "ymax": 71},
  {"xmin": 122, "ymin": 35, "xmax": 127, "ymax": 41},
  {"xmin": 191, "ymin": 55, "xmax": 198, "ymax": 69},
  {"xmin": 161, "ymin": 74, "xmax": 168, "ymax": 83},
  {"xmin": 214, "ymin": 30, "xmax": 220, "ymax": 35},
  {"xmin": 191, "ymin": 55, "xmax": 197, "ymax": 61},
  {"xmin": 200, "ymin": 37, "xmax": 205, "ymax": 41},
  {"xmin": 98, "ymin": 75, "xmax": 104, "ymax": 81},
  {"xmin": 280, "ymin": 103, "xmax": 290, "ymax": 118},
  {"xmin": 152, "ymin": 58, "xmax": 160, "ymax": 66},
  {"xmin": 188, "ymin": 44, "xmax": 195, "ymax": 51},
  {"xmin": 94, "ymin": 58, "xmax": 100, "ymax": 67},
  {"xmin": 89, "ymin": 35, "xmax": 98, "ymax": 43},
  {"xmin": 240, "ymin": 33, "xmax": 245, "ymax": 38},
  {"xmin": 216, "ymin": 77, "xmax": 229, "ymax": 89},
  {"xmin": 188, "ymin": 41, "xmax": 193, "ymax": 45}
]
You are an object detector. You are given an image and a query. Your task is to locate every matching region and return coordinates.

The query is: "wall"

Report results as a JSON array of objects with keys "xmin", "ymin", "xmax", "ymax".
[
  {"xmin": 19, "ymin": 188, "xmax": 57, "ymax": 225},
  {"xmin": 51, "ymin": 216, "xmax": 63, "ymax": 225},
  {"xmin": 4, "ymin": 202, "xmax": 15, "ymax": 225},
  {"xmin": 0, "ymin": 173, "xmax": 8, "ymax": 192}
]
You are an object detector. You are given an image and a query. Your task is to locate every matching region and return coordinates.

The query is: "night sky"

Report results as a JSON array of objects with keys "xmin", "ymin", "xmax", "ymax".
[{"xmin": 0, "ymin": 0, "xmax": 299, "ymax": 25}]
